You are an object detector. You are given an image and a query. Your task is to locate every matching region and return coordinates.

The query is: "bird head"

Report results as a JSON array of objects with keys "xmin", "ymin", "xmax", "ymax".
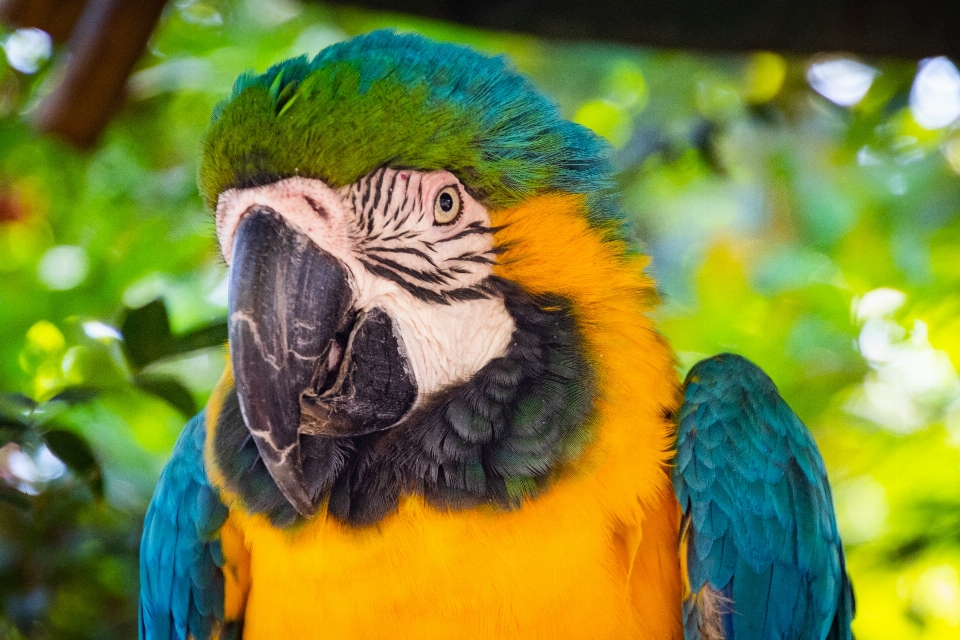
[{"xmin": 200, "ymin": 31, "xmax": 659, "ymax": 526}]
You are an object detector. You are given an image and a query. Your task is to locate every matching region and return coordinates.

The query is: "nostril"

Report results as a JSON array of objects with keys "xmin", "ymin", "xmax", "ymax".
[
  {"xmin": 311, "ymin": 317, "xmax": 354, "ymax": 396},
  {"xmin": 304, "ymin": 195, "xmax": 328, "ymax": 219},
  {"xmin": 244, "ymin": 204, "xmax": 281, "ymax": 218}
]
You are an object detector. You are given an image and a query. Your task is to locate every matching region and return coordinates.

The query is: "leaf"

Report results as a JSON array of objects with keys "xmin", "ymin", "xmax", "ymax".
[
  {"xmin": 0, "ymin": 484, "xmax": 31, "ymax": 510},
  {"xmin": 42, "ymin": 428, "xmax": 103, "ymax": 498},
  {"xmin": 47, "ymin": 386, "xmax": 99, "ymax": 405},
  {"xmin": 1, "ymin": 393, "xmax": 37, "ymax": 412},
  {"xmin": 121, "ymin": 298, "xmax": 175, "ymax": 370},
  {"xmin": 121, "ymin": 299, "xmax": 228, "ymax": 369},
  {"xmin": 134, "ymin": 375, "xmax": 197, "ymax": 417},
  {"xmin": 0, "ymin": 415, "xmax": 30, "ymax": 432},
  {"xmin": 0, "ymin": 396, "xmax": 33, "ymax": 444},
  {"xmin": 0, "ymin": 416, "xmax": 28, "ymax": 445},
  {"xmin": 174, "ymin": 321, "xmax": 228, "ymax": 354}
]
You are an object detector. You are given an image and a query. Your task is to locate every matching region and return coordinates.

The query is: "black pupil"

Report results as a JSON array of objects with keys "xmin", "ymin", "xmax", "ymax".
[{"xmin": 439, "ymin": 192, "xmax": 454, "ymax": 212}]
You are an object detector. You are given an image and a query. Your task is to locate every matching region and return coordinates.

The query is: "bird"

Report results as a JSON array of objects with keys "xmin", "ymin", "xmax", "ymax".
[{"xmin": 138, "ymin": 30, "xmax": 855, "ymax": 640}]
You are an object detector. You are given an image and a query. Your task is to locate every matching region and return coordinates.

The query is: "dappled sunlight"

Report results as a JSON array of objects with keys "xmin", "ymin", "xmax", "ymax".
[
  {"xmin": 911, "ymin": 565, "xmax": 960, "ymax": 627},
  {"xmin": 1, "ymin": 443, "xmax": 65, "ymax": 492},
  {"xmin": 834, "ymin": 475, "xmax": 889, "ymax": 545},
  {"xmin": 911, "ymin": 57, "xmax": 960, "ymax": 130},
  {"xmin": 81, "ymin": 321, "xmax": 122, "ymax": 342},
  {"xmin": 847, "ymin": 288, "xmax": 960, "ymax": 433},
  {"xmin": 807, "ymin": 57, "xmax": 878, "ymax": 107},
  {"xmin": 1, "ymin": 27, "xmax": 50, "ymax": 75},
  {"xmin": 849, "ymin": 290, "xmax": 960, "ymax": 434},
  {"xmin": 36, "ymin": 245, "xmax": 89, "ymax": 291}
]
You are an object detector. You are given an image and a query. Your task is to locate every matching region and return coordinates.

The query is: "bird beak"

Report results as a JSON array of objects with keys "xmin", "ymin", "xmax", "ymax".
[
  {"xmin": 228, "ymin": 207, "xmax": 353, "ymax": 517},
  {"xmin": 227, "ymin": 207, "xmax": 416, "ymax": 518}
]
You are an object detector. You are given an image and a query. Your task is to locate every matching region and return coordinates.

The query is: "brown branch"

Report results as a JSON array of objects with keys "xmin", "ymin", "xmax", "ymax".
[
  {"xmin": 0, "ymin": 0, "xmax": 88, "ymax": 43},
  {"xmin": 31, "ymin": 0, "xmax": 168, "ymax": 148}
]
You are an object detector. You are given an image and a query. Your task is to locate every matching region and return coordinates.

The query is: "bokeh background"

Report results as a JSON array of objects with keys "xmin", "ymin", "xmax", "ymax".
[{"xmin": 2, "ymin": 1, "xmax": 960, "ymax": 638}]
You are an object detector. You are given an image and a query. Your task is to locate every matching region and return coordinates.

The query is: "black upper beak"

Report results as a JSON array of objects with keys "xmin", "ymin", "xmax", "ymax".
[
  {"xmin": 229, "ymin": 208, "xmax": 353, "ymax": 517},
  {"xmin": 228, "ymin": 208, "xmax": 416, "ymax": 518}
]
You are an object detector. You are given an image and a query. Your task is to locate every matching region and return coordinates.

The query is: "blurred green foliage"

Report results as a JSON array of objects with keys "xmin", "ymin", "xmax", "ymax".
[{"xmin": 2, "ymin": 1, "xmax": 960, "ymax": 638}]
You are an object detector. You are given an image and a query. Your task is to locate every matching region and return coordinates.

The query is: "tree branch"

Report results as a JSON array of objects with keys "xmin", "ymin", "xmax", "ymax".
[
  {"xmin": 31, "ymin": 0, "xmax": 168, "ymax": 148},
  {"xmin": 0, "ymin": 0, "xmax": 87, "ymax": 43}
]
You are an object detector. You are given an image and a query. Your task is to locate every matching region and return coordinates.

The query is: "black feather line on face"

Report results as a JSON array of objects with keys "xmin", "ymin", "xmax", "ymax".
[
  {"xmin": 365, "ymin": 244, "xmax": 438, "ymax": 267},
  {"xmin": 415, "ymin": 181, "xmax": 425, "ymax": 224},
  {"xmin": 387, "ymin": 171, "xmax": 402, "ymax": 223},
  {"xmin": 363, "ymin": 253, "xmax": 450, "ymax": 285},
  {"xmin": 359, "ymin": 259, "xmax": 451, "ymax": 305},
  {"xmin": 376, "ymin": 230, "xmax": 415, "ymax": 242},
  {"xmin": 357, "ymin": 259, "xmax": 494, "ymax": 305},
  {"xmin": 357, "ymin": 176, "xmax": 371, "ymax": 232},
  {"xmin": 370, "ymin": 167, "xmax": 387, "ymax": 215},
  {"xmin": 432, "ymin": 222, "xmax": 503, "ymax": 244},
  {"xmin": 212, "ymin": 279, "xmax": 597, "ymax": 527},
  {"xmin": 451, "ymin": 252, "xmax": 496, "ymax": 265},
  {"xmin": 350, "ymin": 189, "xmax": 360, "ymax": 229},
  {"xmin": 397, "ymin": 182, "xmax": 412, "ymax": 227}
]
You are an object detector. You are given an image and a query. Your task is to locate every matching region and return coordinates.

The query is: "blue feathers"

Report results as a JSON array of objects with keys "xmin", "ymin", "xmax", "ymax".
[
  {"xmin": 674, "ymin": 354, "xmax": 854, "ymax": 640},
  {"xmin": 139, "ymin": 413, "xmax": 229, "ymax": 640}
]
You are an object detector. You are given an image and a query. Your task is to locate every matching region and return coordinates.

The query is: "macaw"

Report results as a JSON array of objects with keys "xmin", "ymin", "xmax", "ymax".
[{"xmin": 139, "ymin": 30, "xmax": 854, "ymax": 640}]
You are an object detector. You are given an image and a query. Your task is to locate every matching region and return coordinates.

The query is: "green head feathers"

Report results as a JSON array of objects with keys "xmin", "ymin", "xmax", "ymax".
[{"xmin": 199, "ymin": 30, "xmax": 621, "ymax": 232}]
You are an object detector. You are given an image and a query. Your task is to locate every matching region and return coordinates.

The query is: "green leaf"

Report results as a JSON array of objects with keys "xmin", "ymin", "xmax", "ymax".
[
  {"xmin": 42, "ymin": 428, "xmax": 104, "ymax": 498},
  {"xmin": 121, "ymin": 298, "xmax": 175, "ymax": 370},
  {"xmin": 0, "ymin": 395, "xmax": 33, "ymax": 444},
  {"xmin": 1, "ymin": 393, "xmax": 37, "ymax": 412},
  {"xmin": 134, "ymin": 374, "xmax": 197, "ymax": 417},
  {"xmin": 0, "ymin": 415, "xmax": 29, "ymax": 431},
  {"xmin": 121, "ymin": 299, "xmax": 228, "ymax": 369},
  {"xmin": 0, "ymin": 484, "xmax": 31, "ymax": 510},
  {"xmin": 173, "ymin": 321, "xmax": 228, "ymax": 354},
  {"xmin": 0, "ymin": 417, "xmax": 28, "ymax": 446},
  {"xmin": 47, "ymin": 386, "xmax": 99, "ymax": 406}
]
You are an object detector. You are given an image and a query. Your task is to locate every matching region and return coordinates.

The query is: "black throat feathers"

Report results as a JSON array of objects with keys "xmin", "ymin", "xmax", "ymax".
[{"xmin": 211, "ymin": 282, "xmax": 597, "ymax": 527}]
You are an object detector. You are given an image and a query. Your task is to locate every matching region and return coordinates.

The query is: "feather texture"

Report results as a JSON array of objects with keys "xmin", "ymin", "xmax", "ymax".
[
  {"xmin": 201, "ymin": 193, "xmax": 684, "ymax": 639},
  {"xmin": 139, "ymin": 413, "xmax": 236, "ymax": 640},
  {"xmin": 199, "ymin": 30, "xmax": 621, "ymax": 236},
  {"xmin": 208, "ymin": 279, "xmax": 596, "ymax": 527},
  {"xmin": 674, "ymin": 354, "xmax": 855, "ymax": 640}
]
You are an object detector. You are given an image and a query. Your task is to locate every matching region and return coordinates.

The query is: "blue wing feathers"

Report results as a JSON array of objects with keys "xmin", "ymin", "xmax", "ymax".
[
  {"xmin": 674, "ymin": 353, "xmax": 854, "ymax": 640},
  {"xmin": 827, "ymin": 558, "xmax": 856, "ymax": 640},
  {"xmin": 140, "ymin": 412, "xmax": 229, "ymax": 640}
]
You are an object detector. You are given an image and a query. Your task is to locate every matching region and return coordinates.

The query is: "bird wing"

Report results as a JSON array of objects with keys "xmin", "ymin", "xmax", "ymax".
[
  {"xmin": 139, "ymin": 412, "xmax": 235, "ymax": 640},
  {"xmin": 673, "ymin": 354, "xmax": 855, "ymax": 640}
]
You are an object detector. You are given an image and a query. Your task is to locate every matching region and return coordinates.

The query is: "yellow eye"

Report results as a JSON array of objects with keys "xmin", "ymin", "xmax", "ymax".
[{"xmin": 433, "ymin": 185, "xmax": 461, "ymax": 224}]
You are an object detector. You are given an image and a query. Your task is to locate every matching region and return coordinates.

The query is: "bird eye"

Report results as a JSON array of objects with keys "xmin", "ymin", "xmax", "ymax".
[{"xmin": 433, "ymin": 186, "xmax": 461, "ymax": 225}]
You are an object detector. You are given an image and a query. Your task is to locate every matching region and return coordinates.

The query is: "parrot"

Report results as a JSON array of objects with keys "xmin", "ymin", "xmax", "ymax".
[{"xmin": 138, "ymin": 30, "xmax": 855, "ymax": 640}]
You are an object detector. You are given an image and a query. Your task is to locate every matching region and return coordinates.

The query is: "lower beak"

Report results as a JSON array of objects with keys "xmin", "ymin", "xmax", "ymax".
[{"xmin": 228, "ymin": 208, "xmax": 353, "ymax": 517}]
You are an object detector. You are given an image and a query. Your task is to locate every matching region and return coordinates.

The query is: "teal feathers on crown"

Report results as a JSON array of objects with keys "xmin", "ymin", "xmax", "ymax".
[{"xmin": 199, "ymin": 30, "xmax": 621, "ymax": 233}]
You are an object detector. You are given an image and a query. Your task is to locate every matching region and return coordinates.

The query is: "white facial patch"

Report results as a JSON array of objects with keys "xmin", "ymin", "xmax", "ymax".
[{"xmin": 216, "ymin": 170, "xmax": 516, "ymax": 405}]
